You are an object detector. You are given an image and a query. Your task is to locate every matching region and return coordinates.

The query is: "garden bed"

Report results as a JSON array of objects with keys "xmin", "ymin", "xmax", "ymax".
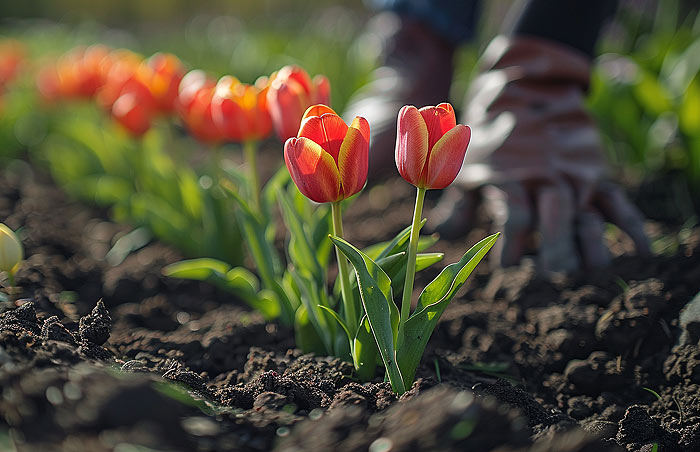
[{"xmin": 1, "ymin": 166, "xmax": 699, "ymax": 451}]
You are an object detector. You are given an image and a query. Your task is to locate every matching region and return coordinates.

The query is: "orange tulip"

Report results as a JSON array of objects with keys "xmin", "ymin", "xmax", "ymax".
[
  {"xmin": 267, "ymin": 65, "xmax": 330, "ymax": 141},
  {"xmin": 395, "ymin": 103, "xmax": 471, "ymax": 190},
  {"xmin": 284, "ymin": 105, "xmax": 369, "ymax": 203},
  {"xmin": 145, "ymin": 52, "xmax": 185, "ymax": 113},
  {"xmin": 211, "ymin": 75, "xmax": 271, "ymax": 142},
  {"xmin": 177, "ymin": 70, "xmax": 222, "ymax": 144}
]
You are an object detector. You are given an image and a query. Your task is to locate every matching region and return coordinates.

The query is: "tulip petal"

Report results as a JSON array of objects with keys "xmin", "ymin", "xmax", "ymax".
[
  {"xmin": 424, "ymin": 124, "xmax": 471, "ymax": 189},
  {"xmin": 338, "ymin": 116, "xmax": 369, "ymax": 198},
  {"xmin": 284, "ymin": 137, "xmax": 341, "ymax": 203},
  {"xmin": 395, "ymin": 105, "xmax": 429, "ymax": 187},
  {"xmin": 298, "ymin": 113, "xmax": 348, "ymax": 163},
  {"xmin": 419, "ymin": 103, "xmax": 457, "ymax": 151},
  {"xmin": 312, "ymin": 75, "xmax": 331, "ymax": 105},
  {"xmin": 267, "ymin": 82, "xmax": 308, "ymax": 140},
  {"xmin": 285, "ymin": 65, "xmax": 313, "ymax": 95},
  {"xmin": 301, "ymin": 104, "xmax": 337, "ymax": 122}
]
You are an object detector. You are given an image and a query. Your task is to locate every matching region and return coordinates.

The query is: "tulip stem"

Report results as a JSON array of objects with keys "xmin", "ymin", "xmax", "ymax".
[
  {"xmin": 399, "ymin": 187, "xmax": 426, "ymax": 338},
  {"xmin": 331, "ymin": 201, "xmax": 357, "ymax": 336},
  {"xmin": 244, "ymin": 140, "xmax": 261, "ymax": 213}
]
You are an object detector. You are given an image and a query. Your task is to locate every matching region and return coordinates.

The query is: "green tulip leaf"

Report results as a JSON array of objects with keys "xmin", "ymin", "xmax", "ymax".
[
  {"xmin": 353, "ymin": 315, "xmax": 378, "ymax": 381},
  {"xmin": 329, "ymin": 235, "xmax": 405, "ymax": 393},
  {"xmin": 397, "ymin": 233, "xmax": 499, "ymax": 387},
  {"xmin": 295, "ymin": 305, "xmax": 327, "ymax": 356},
  {"xmin": 277, "ymin": 188, "xmax": 325, "ymax": 285}
]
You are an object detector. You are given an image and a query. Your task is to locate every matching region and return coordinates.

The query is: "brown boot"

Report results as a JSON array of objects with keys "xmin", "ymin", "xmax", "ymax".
[
  {"xmin": 431, "ymin": 36, "xmax": 649, "ymax": 272},
  {"xmin": 343, "ymin": 12, "xmax": 455, "ymax": 182}
]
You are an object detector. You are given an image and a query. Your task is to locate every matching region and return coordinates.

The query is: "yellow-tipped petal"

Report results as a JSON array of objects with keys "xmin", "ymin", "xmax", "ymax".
[
  {"xmin": 338, "ymin": 116, "xmax": 369, "ymax": 198},
  {"xmin": 284, "ymin": 137, "xmax": 341, "ymax": 203},
  {"xmin": 301, "ymin": 104, "xmax": 337, "ymax": 122},
  {"xmin": 424, "ymin": 125, "xmax": 471, "ymax": 189}
]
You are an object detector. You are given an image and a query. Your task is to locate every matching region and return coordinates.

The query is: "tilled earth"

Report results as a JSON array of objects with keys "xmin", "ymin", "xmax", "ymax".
[{"xmin": 1, "ymin": 167, "xmax": 700, "ymax": 452}]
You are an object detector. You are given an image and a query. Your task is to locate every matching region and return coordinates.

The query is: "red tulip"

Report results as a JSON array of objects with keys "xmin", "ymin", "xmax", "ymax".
[
  {"xmin": 112, "ymin": 90, "xmax": 153, "ymax": 136},
  {"xmin": 37, "ymin": 45, "xmax": 113, "ymax": 101},
  {"xmin": 146, "ymin": 52, "xmax": 185, "ymax": 113},
  {"xmin": 395, "ymin": 103, "xmax": 471, "ymax": 190},
  {"xmin": 267, "ymin": 65, "xmax": 330, "ymax": 141},
  {"xmin": 0, "ymin": 40, "xmax": 25, "ymax": 89},
  {"xmin": 284, "ymin": 104, "xmax": 369, "ymax": 203},
  {"xmin": 177, "ymin": 70, "xmax": 222, "ymax": 144},
  {"xmin": 211, "ymin": 75, "xmax": 271, "ymax": 142},
  {"xmin": 96, "ymin": 50, "xmax": 146, "ymax": 109}
]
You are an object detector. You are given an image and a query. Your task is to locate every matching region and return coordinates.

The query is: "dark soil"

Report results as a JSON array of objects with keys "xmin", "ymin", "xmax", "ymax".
[{"xmin": 1, "ymin": 166, "xmax": 700, "ymax": 452}]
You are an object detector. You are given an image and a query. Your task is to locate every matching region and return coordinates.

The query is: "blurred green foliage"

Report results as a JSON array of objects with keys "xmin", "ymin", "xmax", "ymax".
[{"xmin": 589, "ymin": 0, "xmax": 700, "ymax": 221}]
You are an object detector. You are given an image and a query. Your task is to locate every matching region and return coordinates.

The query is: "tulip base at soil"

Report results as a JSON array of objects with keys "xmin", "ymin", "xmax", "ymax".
[{"xmin": 1, "ymin": 164, "xmax": 700, "ymax": 452}]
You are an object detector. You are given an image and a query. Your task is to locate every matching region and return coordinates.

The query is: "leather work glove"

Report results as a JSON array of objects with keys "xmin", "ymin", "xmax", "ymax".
[{"xmin": 431, "ymin": 36, "xmax": 650, "ymax": 272}]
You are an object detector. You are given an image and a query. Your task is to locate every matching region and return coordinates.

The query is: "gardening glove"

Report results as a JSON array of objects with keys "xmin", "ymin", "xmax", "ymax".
[
  {"xmin": 431, "ymin": 36, "xmax": 650, "ymax": 272},
  {"xmin": 343, "ymin": 12, "xmax": 455, "ymax": 182}
]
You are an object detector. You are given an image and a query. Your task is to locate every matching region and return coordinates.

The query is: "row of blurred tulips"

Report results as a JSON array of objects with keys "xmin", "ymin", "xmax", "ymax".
[
  {"xmin": 33, "ymin": 43, "xmax": 329, "ymax": 143},
  {"xmin": 0, "ymin": 39, "xmax": 336, "ymax": 269}
]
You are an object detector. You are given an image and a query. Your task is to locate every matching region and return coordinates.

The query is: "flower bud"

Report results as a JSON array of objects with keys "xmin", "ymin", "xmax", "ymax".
[
  {"xmin": 395, "ymin": 103, "xmax": 471, "ymax": 190},
  {"xmin": 284, "ymin": 104, "xmax": 369, "ymax": 203},
  {"xmin": 0, "ymin": 223, "xmax": 23, "ymax": 276}
]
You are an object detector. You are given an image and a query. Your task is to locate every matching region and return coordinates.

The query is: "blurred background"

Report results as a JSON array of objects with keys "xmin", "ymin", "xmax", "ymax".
[{"xmin": 1, "ymin": 0, "xmax": 699, "ymax": 231}]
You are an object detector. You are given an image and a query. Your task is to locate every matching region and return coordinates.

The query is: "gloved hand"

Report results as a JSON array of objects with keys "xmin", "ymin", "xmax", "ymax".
[{"xmin": 431, "ymin": 36, "xmax": 650, "ymax": 272}]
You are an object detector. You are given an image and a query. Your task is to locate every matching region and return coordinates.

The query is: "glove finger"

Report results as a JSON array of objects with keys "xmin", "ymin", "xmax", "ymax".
[
  {"xmin": 482, "ymin": 183, "xmax": 532, "ymax": 267},
  {"xmin": 595, "ymin": 182, "xmax": 650, "ymax": 256},
  {"xmin": 576, "ymin": 209, "xmax": 611, "ymax": 269},
  {"xmin": 427, "ymin": 186, "xmax": 478, "ymax": 239},
  {"xmin": 536, "ymin": 182, "xmax": 580, "ymax": 272}
]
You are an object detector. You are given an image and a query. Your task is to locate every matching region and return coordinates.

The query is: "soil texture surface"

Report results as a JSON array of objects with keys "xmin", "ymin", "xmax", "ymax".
[{"xmin": 1, "ymin": 166, "xmax": 700, "ymax": 452}]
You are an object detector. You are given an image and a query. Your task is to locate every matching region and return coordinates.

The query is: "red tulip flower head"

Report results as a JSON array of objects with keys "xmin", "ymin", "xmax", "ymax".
[
  {"xmin": 395, "ymin": 103, "xmax": 471, "ymax": 189},
  {"xmin": 284, "ymin": 105, "xmax": 369, "ymax": 203},
  {"xmin": 112, "ymin": 90, "xmax": 154, "ymax": 136},
  {"xmin": 96, "ymin": 50, "xmax": 146, "ymax": 109},
  {"xmin": 267, "ymin": 65, "xmax": 330, "ymax": 141},
  {"xmin": 177, "ymin": 70, "xmax": 222, "ymax": 145},
  {"xmin": 211, "ymin": 75, "xmax": 272, "ymax": 142},
  {"xmin": 146, "ymin": 52, "xmax": 185, "ymax": 113},
  {"xmin": 100, "ymin": 52, "xmax": 156, "ymax": 137},
  {"xmin": 0, "ymin": 40, "xmax": 25, "ymax": 89}
]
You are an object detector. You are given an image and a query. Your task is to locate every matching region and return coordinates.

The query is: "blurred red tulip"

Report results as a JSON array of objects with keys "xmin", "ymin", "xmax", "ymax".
[
  {"xmin": 211, "ymin": 75, "xmax": 272, "ymax": 142},
  {"xmin": 36, "ymin": 45, "xmax": 113, "ymax": 101},
  {"xmin": 96, "ymin": 50, "xmax": 146, "ymax": 109},
  {"xmin": 395, "ymin": 103, "xmax": 471, "ymax": 190},
  {"xmin": 112, "ymin": 90, "xmax": 153, "ymax": 136},
  {"xmin": 284, "ymin": 104, "xmax": 369, "ymax": 203},
  {"xmin": 65, "ymin": 45, "xmax": 112, "ymax": 98},
  {"xmin": 146, "ymin": 52, "xmax": 185, "ymax": 113},
  {"xmin": 177, "ymin": 70, "xmax": 222, "ymax": 144},
  {"xmin": 267, "ymin": 65, "xmax": 330, "ymax": 141},
  {"xmin": 0, "ymin": 40, "xmax": 25, "ymax": 89}
]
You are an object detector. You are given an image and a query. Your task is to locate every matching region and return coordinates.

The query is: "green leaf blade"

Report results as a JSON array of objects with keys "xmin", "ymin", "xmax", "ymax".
[
  {"xmin": 330, "ymin": 235, "xmax": 405, "ymax": 393},
  {"xmin": 397, "ymin": 233, "xmax": 499, "ymax": 387}
]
